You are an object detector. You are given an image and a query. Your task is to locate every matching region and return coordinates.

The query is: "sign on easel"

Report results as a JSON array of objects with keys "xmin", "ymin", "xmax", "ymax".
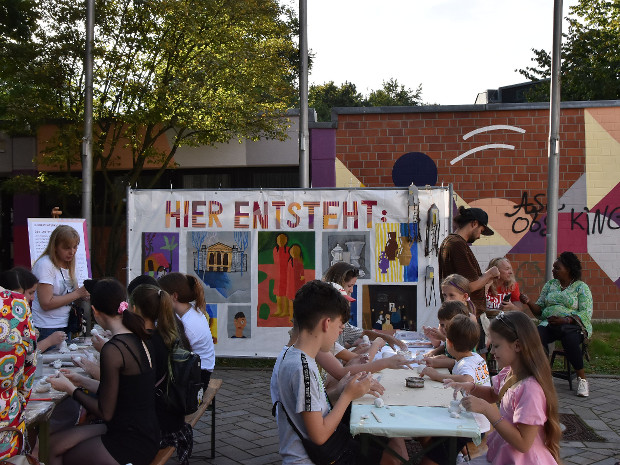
[{"xmin": 27, "ymin": 218, "xmax": 92, "ymax": 286}]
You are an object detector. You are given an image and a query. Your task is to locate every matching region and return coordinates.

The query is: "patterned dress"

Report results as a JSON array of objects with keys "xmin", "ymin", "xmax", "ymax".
[
  {"xmin": 0, "ymin": 288, "xmax": 37, "ymax": 458},
  {"xmin": 535, "ymin": 279, "xmax": 593, "ymax": 337}
]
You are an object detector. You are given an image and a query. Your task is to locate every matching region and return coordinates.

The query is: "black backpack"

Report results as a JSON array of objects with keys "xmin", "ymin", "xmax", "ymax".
[{"xmin": 156, "ymin": 340, "xmax": 204, "ymax": 415}]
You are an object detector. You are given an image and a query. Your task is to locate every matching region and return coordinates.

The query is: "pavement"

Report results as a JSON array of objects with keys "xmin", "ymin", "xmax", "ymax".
[{"xmin": 173, "ymin": 369, "xmax": 620, "ymax": 465}]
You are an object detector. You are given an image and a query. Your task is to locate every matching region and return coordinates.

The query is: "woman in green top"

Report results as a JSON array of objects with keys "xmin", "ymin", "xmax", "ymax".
[{"xmin": 520, "ymin": 251, "xmax": 593, "ymax": 397}]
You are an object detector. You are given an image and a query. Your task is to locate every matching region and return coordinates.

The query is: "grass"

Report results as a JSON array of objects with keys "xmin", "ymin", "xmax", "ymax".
[
  {"xmin": 216, "ymin": 321, "xmax": 620, "ymax": 375},
  {"xmin": 585, "ymin": 321, "xmax": 620, "ymax": 376}
]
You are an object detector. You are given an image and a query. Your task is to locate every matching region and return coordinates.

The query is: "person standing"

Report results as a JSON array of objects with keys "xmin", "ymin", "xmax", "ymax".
[{"xmin": 439, "ymin": 206, "xmax": 499, "ymax": 318}]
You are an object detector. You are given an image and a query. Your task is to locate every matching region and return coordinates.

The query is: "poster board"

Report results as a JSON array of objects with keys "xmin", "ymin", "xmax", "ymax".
[
  {"xmin": 127, "ymin": 188, "xmax": 450, "ymax": 357},
  {"xmin": 27, "ymin": 218, "xmax": 92, "ymax": 286}
]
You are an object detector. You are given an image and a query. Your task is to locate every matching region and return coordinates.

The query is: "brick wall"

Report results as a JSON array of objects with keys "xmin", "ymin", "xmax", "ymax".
[{"xmin": 330, "ymin": 104, "xmax": 620, "ymax": 320}]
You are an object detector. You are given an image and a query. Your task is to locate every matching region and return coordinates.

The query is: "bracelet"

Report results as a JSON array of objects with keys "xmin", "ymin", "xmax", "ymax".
[
  {"xmin": 492, "ymin": 416, "xmax": 504, "ymax": 428},
  {"xmin": 72, "ymin": 387, "xmax": 84, "ymax": 399}
]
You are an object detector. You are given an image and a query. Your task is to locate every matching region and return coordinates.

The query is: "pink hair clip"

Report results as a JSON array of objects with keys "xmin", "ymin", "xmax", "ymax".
[{"xmin": 118, "ymin": 301, "xmax": 129, "ymax": 314}]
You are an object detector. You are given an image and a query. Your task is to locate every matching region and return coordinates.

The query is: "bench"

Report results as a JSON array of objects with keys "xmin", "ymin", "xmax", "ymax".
[{"xmin": 150, "ymin": 378, "xmax": 223, "ymax": 465}]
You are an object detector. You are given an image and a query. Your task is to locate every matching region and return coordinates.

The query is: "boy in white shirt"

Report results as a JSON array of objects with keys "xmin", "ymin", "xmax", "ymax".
[{"xmin": 420, "ymin": 314, "xmax": 491, "ymax": 464}]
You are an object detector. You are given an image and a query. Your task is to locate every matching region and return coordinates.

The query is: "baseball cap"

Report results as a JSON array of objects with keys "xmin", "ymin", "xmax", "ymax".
[
  {"xmin": 330, "ymin": 282, "xmax": 355, "ymax": 302},
  {"xmin": 457, "ymin": 207, "xmax": 494, "ymax": 236}
]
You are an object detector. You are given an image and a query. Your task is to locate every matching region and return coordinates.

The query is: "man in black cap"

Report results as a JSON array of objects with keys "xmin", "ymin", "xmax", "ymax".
[{"xmin": 439, "ymin": 206, "xmax": 500, "ymax": 318}]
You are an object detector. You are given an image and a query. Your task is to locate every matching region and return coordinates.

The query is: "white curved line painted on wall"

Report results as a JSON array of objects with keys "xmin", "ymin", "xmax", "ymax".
[
  {"xmin": 462, "ymin": 125, "xmax": 526, "ymax": 140},
  {"xmin": 450, "ymin": 144, "xmax": 515, "ymax": 165}
]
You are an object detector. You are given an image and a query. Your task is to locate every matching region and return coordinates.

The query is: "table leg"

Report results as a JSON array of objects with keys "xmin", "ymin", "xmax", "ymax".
[{"xmin": 38, "ymin": 420, "xmax": 50, "ymax": 464}]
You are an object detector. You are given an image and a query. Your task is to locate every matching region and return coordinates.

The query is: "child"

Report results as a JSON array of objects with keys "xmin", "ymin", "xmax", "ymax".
[
  {"xmin": 420, "ymin": 314, "xmax": 491, "ymax": 465},
  {"xmin": 31, "ymin": 225, "xmax": 90, "ymax": 343},
  {"xmin": 446, "ymin": 311, "xmax": 561, "ymax": 465},
  {"xmin": 273, "ymin": 280, "xmax": 407, "ymax": 464},
  {"xmin": 422, "ymin": 301, "xmax": 469, "ymax": 369},
  {"xmin": 158, "ymin": 272, "xmax": 215, "ymax": 388},
  {"xmin": 423, "ymin": 274, "xmax": 477, "ymax": 346},
  {"xmin": 48, "ymin": 278, "xmax": 159, "ymax": 465},
  {"xmin": 131, "ymin": 284, "xmax": 193, "ymax": 464}
]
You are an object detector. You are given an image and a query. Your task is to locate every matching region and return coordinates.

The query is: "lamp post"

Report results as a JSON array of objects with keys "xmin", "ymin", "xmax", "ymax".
[
  {"xmin": 545, "ymin": 0, "xmax": 563, "ymax": 280},
  {"xmin": 298, "ymin": 0, "xmax": 309, "ymax": 188}
]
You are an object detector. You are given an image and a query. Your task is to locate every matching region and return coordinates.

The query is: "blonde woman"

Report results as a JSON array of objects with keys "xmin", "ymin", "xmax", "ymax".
[
  {"xmin": 486, "ymin": 257, "xmax": 523, "ymax": 315},
  {"xmin": 32, "ymin": 225, "xmax": 89, "ymax": 343}
]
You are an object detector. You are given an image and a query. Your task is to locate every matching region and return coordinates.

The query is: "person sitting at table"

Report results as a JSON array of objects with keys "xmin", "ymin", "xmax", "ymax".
[
  {"xmin": 131, "ymin": 283, "xmax": 193, "ymax": 464},
  {"xmin": 0, "ymin": 269, "xmax": 67, "ymax": 354},
  {"xmin": 423, "ymin": 301, "xmax": 469, "ymax": 370},
  {"xmin": 0, "ymin": 277, "xmax": 37, "ymax": 460},
  {"xmin": 48, "ymin": 278, "xmax": 159, "ymax": 465},
  {"xmin": 446, "ymin": 311, "xmax": 561, "ymax": 465},
  {"xmin": 323, "ymin": 262, "xmax": 407, "ymax": 352},
  {"xmin": 420, "ymin": 314, "xmax": 491, "ymax": 465},
  {"xmin": 519, "ymin": 251, "xmax": 593, "ymax": 398},
  {"xmin": 273, "ymin": 280, "xmax": 408, "ymax": 465}
]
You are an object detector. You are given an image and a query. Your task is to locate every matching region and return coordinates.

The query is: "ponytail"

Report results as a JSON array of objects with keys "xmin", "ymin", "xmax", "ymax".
[
  {"xmin": 121, "ymin": 310, "xmax": 150, "ymax": 342},
  {"xmin": 187, "ymin": 274, "xmax": 206, "ymax": 316},
  {"xmin": 131, "ymin": 284, "xmax": 179, "ymax": 348}
]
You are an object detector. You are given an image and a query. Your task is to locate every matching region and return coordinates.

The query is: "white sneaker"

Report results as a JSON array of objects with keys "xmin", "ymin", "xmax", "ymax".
[{"xmin": 577, "ymin": 377, "xmax": 589, "ymax": 397}]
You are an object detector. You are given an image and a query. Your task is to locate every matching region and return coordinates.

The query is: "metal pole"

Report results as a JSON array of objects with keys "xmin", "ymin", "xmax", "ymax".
[
  {"xmin": 298, "ymin": 0, "xmax": 309, "ymax": 188},
  {"xmin": 82, "ymin": 0, "xmax": 94, "ymax": 253},
  {"xmin": 545, "ymin": 0, "xmax": 563, "ymax": 281}
]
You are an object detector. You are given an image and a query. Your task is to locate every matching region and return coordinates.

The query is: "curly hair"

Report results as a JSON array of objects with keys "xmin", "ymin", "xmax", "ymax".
[{"xmin": 557, "ymin": 251, "xmax": 582, "ymax": 281}]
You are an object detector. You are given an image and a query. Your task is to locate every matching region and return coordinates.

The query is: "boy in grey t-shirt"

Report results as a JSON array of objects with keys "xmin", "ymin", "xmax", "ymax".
[{"xmin": 274, "ymin": 280, "xmax": 407, "ymax": 465}]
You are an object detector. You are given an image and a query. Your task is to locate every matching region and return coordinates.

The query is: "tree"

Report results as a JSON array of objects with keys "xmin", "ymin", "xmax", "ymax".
[
  {"xmin": 518, "ymin": 0, "xmax": 620, "ymax": 101},
  {"xmin": 0, "ymin": 0, "xmax": 298, "ymax": 276},
  {"xmin": 309, "ymin": 78, "xmax": 423, "ymax": 122},
  {"xmin": 309, "ymin": 81, "xmax": 364, "ymax": 122},
  {"xmin": 366, "ymin": 78, "xmax": 423, "ymax": 107}
]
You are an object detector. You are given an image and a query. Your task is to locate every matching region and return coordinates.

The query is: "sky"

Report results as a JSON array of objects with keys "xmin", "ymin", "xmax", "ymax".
[{"xmin": 286, "ymin": 0, "xmax": 580, "ymax": 105}]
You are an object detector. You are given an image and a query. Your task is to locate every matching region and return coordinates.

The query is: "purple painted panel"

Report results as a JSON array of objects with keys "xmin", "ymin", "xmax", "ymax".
[{"xmin": 310, "ymin": 128, "xmax": 336, "ymax": 187}]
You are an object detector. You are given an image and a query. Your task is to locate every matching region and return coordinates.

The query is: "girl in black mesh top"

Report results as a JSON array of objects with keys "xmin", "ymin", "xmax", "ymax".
[{"xmin": 49, "ymin": 279, "xmax": 159, "ymax": 465}]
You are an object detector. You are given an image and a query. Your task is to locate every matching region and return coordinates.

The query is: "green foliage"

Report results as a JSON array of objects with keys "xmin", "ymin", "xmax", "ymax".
[
  {"xmin": 518, "ymin": 0, "xmax": 620, "ymax": 101},
  {"xmin": 0, "ymin": 0, "xmax": 299, "ymax": 275},
  {"xmin": 585, "ymin": 321, "xmax": 620, "ymax": 375},
  {"xmin": 309, "ymin": 78, "xmax": 423, "ymax": 122},
  {"xmin": 0, "ymin": 172, "xmax": 81, "ymax": 197},
  {"xmin": 366, "ymin": 78, "xmax": 423, "ymax": 107},
  {"xmin": 309, "ymin": 81, "xmax": 364, "ymax": 122}
]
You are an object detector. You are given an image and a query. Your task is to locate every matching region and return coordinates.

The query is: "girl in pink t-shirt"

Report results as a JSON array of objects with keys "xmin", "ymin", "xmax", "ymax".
[{"xmin": 447, "ymin": 311, "xmax": 561, "ymax": 465}]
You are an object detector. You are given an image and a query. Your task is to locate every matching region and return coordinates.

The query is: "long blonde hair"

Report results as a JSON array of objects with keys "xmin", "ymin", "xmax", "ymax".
[
  {"xmin": 487, "ymin": 257, "xmax": 516, "ymax": 295},
  {"xmin": 36, "ymin": 225, "xmax": 80, "ymax": 287},
  {"xmin": 490, "ymin": 312, "xmax": 561, "ymax": 462}
]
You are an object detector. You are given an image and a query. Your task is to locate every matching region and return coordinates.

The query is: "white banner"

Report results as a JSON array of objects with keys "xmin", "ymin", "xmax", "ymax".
[{"xmin": 127, "ymin": 188, "xmax": 450, "ymax": 357}]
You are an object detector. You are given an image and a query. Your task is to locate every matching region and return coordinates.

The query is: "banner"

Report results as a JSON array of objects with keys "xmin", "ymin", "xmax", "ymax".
[{"xmin": 127, "ymin": 188, "xmax": 450, "ymax": 357}]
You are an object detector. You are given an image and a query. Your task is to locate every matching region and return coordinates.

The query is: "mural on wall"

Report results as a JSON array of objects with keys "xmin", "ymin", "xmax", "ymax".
[
  {"xmin": 188, "ymin": 231, "xmax": 251, "ymax": 303},
  {"xmin": 256, "ymin": 231, "xmax": 316, "ymax": 327},
  {"xmin": 228, "ymin": 305, "xmax": 251, "ymax": 339},
  {"xmin": 374, "ymin": 223, "xmax": 418, "ymax": 283},
  {"xmin": 206, "ymin": 303, "xmax": 218, "ymax": 344},
  {"xmin": 322, "ymin": 232, "xmax": 371, "ymax": 279},
  {"xmin": 142, "ymin": 232, "xmax": 179, "ymax": 277},
  {"xmin": 331, "ymin": 105, "xmax": 620, "ymax": 317},
  {"xmin": 362, "ymin": 285, "xmax": 416, "ymax": 332}
]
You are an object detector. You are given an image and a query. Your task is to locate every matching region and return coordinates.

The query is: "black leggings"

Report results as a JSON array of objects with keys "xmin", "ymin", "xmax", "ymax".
[{"xmin": 538, "ymin": 323, "xmax": 585, "ymax": 370}]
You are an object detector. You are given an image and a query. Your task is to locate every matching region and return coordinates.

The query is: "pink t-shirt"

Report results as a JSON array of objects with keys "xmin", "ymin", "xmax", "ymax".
[{"xmin": 485, "ymin": 367, "xmax": 557, "ymax": 465}]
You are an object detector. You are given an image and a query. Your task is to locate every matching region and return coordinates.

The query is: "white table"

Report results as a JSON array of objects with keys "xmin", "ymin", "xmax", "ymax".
[{"xmin": 350, "ymin": 367, "xmax": 482, "ymax": 464}]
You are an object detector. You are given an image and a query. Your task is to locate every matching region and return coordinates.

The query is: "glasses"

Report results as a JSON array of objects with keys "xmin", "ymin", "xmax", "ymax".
[{"xmin": 496, "ymin": 311, "xmax": 517, "ymax": 334}]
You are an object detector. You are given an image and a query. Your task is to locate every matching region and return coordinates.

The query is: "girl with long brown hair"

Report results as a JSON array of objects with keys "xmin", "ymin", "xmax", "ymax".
[
  {"xmin": 447, "ymin": 311, "xmax": 561, "ymax": 464},
  {"xmin": 158, "ymin": 273, "xmax": 215, "ymax": 388}
]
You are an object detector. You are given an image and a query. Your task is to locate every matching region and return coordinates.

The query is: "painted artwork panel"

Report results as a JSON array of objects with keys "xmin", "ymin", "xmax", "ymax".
[
  {"xmin": 257, "ymin": 231, "xmax": 316, "ymax": 327},
  {"xmin": 374, "ymin": 223, "xmax": 418, "ymax": 283},
  {"xmin": 188, "ymin": 231, "xmax": 251, "ymax": 303},
  {"xmin": 362, "ymin": 285, "xmax": 417, "ymax": 332},
  {"xmin": 142, "ymin": 232, "xmax": 179, "ymax": 277},
  {"xmin": 228, "ymin": 305, "xmax": 251, "ymax": 339},
  {"xmin": 206, "ymin": 304, "xmax": 218, "ymax": 345},
  {"xmin": 322, "ymin": 232, "xmax": 371, "ymax": 279}
]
